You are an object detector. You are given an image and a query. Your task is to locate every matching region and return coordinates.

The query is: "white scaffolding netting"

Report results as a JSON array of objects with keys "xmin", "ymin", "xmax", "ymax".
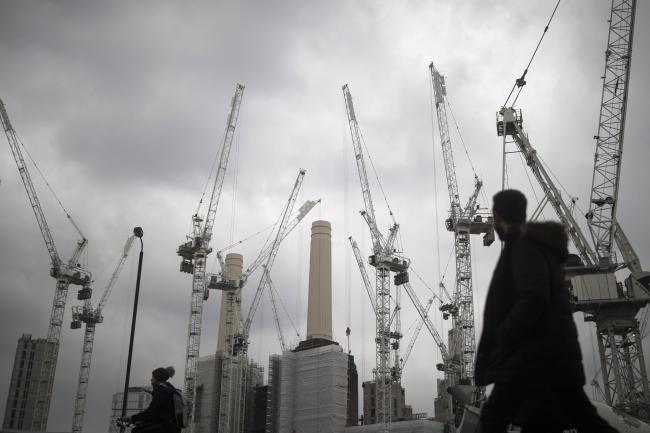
[{"xmin": 278, "ymin": 344, "xmax": 348, "ymax": 433}]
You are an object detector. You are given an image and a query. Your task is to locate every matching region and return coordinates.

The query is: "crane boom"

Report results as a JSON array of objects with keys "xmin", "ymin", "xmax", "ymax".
[
  {"xmin": 203, "ymin": 83, "xmax": 245, "ymax": 243},
  {"xmin": 206, "ymin": 200, "xmax": 320, "ymax": 291},
  {"xmin": 497, "ymin": 108, "xmax": 598, "ymax": 266},
  {"xmin": 402, "ymin": 282, "xmax": 449, "ymax": 363},
  {"xmin": 400, "ymin": 298, "xmax": 433, "ymax": 370},
  {"xmin": 265, "ymin": 270, "xmax": 287, "ymax": 351},
  {"xmin": 1, "ymin": 98, "xmax": 62, "ymax": 269},
  {"xmin": 587, "ymin": 0, "xmax": 636, "ymax": 264},
  {"xmin": 429, "ymin": 64, "xmax": 462, "ymax": 222},
  {"xmin": 177, "ymin": 84, "xmax": 245, "ymax": 419},
  {"xmin": 349, "ymin": 237, "xmax": 377, "ymax": 314},
  {"xmin": 342, "ymin": 84, "xmax": 384, "ymax": 251},
  {"xmin": 240, "ymin": 199, "xmax": 320, "ymax": 286}
]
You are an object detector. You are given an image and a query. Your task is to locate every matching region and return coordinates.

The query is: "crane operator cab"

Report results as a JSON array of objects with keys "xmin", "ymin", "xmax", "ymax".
[{"xmin": 626, "ymin": 271, "xmax": 650, "ymax": 300}]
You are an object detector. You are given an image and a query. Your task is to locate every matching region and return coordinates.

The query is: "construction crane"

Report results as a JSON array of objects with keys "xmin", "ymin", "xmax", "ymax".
[
  {"xmin": 429, "ymin": 63, "xmax": 494, "ymax": 388},
  {"xmin": 498, "ymin": 105, "xmax": 650, "ymax": 420},
  {"xmin": 497, "ymin": 12, "xmax": 650, "ymax": 416},
  {"xmin": 1, "ymin": 98, "xmax": 92, "ymax": 430},
  {"xmin": 215, "ymin": 169, "xmax": 312, "ymax": 433},
  {"xmin": 586, "ymin": 0, "xmax": 636, "ymax": 266},
  {"xmin": 176, "ymin": 83, "xmax": 244, "ymax": 417},
  {"xmin": 70, "ymin": 232, "xmax": 138, "ymax": 433},
  {"xmin": 343, "ymin": 84, "xmax": 410, "ymax": 433}
]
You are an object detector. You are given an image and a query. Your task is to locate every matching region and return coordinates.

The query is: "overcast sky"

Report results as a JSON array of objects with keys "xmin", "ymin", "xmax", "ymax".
[{"xmin": 1, "ymin": 1, "xmax": 650, "ymax": 432}]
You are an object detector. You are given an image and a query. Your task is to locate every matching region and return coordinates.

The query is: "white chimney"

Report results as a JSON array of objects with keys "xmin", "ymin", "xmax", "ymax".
[
  {"xmin": 306, "ymin": 220, "xmax": 333, "ymax": 341},
  {"xmin": 217, "ymin": 253, "xmax": 243, "ymax": 352}
]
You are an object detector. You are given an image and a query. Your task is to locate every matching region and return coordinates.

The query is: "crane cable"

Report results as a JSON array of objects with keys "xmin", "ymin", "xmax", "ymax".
[
  {"xmin": 503, "ymin": 0, "xmax": 562, "ymax": 108},
  {"xmin": 445, "ymin": 97, "xmax": 478, "ymax": 179},
  {"xmin": 269, "ymin": 282, "xmax": 301, "ymax": 340},
  {"xmin": 358, "ymin": 127, "xmax": 396, "ymax": 223},
  {"xmin": 17, "ymin": 135, "xmax": 87, "ymax": 247},
  {"xmin": 195, "ymin": 125, "xmax": 227, "ymax": 216}
]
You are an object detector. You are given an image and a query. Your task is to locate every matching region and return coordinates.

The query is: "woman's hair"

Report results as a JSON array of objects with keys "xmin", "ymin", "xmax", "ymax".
[
  {"xmin": 165, "ymin": 366, "xmax": 176, "ymax": 378},
  {"xmin": 152, "ymin": 367, "xmax": 170, "ymax": 382}
]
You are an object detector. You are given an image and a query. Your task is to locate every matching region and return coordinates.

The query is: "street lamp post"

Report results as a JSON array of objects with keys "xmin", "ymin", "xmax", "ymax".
[{"xmin": 120, "ymin": 227, "xmax": 144, "ymax": 432}]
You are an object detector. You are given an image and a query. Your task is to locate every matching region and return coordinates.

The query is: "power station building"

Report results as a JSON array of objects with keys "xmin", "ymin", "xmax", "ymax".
[
  {"xmin": 265, "ymin": 220, "xmax": 359, "ymax": 433},
  {"xmin": 194, "ymin": 220, "xmax": 359, "ymax": 432}
]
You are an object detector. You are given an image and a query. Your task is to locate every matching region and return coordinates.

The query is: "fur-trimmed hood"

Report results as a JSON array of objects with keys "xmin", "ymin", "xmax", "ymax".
[{"xmin": 521, "ymin": 221, "xmax": 569, "ymax": 263}]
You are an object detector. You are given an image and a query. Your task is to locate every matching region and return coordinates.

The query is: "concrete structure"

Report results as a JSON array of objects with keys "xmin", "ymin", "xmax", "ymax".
[
  {"xmin": 217, "ymin": 253, "xmax": 244, "ymax": 352},
  {"xmin": 2, "ymin": 334, "xmax": 51, "ymax": 430},
  {"xmin": 249, "ymin": 385, "xmax": 268, "ymax": 433},
  {"xmin": 265, "ymin": 355, "xmax": 282, "ymax": 433},
  {"xmin": 306, "ymin": 220, "xmax": 332, "ymax": 341},
  {"xmin": 107, "ymin": 386, "xmax": 153, "ymax": 433},
  {"xmin": 347, "ymin": 355, "xmax": 359, "ymax": 426},
  {"xmin": 362, "ymin": 381, "xmax": 412, "ymax": 424}
]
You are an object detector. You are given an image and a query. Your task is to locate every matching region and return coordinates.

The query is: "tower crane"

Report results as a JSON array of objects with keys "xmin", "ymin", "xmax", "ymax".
[
  {"xmin": 176, "ymin": 83, "xmax": 244, "ymax": 416},
  {"xmin": 496, "ymin": 5, "xmax": 650, "ymax": 414},
  {"xmin": 1, "ymin": 98, "xmax": 92, "ymax": 430},
  {"xmin": 215, "ymin": 169, "xmax": 313, "ymax": 433},
  {"xmin": 343, "ymin": 84, "xmax": 410, "ymax": 433},
  {"xmin": 344, "ymin": 84, "xmax": 466, "ymax": 427},
  {"xmin": 70, "ymin": 231, "xmax": 138, "ymax": 433},
  {"xmin": 429, "ymin": 63, "xmax": 494, "ymax": 387},
  {"xmin": 586, "ymin": 0, "xmax": 636, "ymax": 267},
  {"xmin": 498, "ymin": 104, "xmax": 650, "ymax": 420}
]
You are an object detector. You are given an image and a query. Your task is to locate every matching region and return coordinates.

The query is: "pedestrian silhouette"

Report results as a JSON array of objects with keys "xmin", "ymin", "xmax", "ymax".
[{"xmin": 475, "ymin": 189, "xmax": 618, "ymax": 433}]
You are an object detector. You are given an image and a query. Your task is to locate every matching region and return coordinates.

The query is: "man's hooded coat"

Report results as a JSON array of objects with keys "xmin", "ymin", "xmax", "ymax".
[{"xmin": 475, "ymin": 221, "xmax": 585, "ymax": 387}]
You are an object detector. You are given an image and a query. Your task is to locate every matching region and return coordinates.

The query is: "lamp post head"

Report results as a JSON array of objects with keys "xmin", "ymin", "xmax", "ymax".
[{"xmin": 133, "ymin": 227, "xmax": 143, "ymax": 238}]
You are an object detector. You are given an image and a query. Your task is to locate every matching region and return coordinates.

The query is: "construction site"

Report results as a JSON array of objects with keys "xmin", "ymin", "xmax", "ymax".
[{"xmin": 1, "ymin": 1, "xmax": 650, "ymax": 433}]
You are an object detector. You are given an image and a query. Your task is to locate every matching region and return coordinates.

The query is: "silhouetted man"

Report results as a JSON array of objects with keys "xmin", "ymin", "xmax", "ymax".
[{"xmin": 475, "ymin": 189, "xmax": 617, "ymax": 433}]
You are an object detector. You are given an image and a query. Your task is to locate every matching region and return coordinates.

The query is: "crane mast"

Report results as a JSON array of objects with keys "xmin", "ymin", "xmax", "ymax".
[
  {"xmin": 587, "ymin": 0, "xmax": 636, "ymax": 265},
  {"xmin": 176, "ymin": 83, "xmax": 244, "ymax": 420},
  {"xmin": 343, "ymin": 84, "xmax": 411, "ymax": 433},
  {"xmin": 70, "ymin": 234, "xmax": 136, "ymax": 433},
  {"xmin": 429, "ymin": 63, "xmax": 493, "ymax": 387},
  {"xmin": 1, "ymin": 98, "xmax": 91, "ymax": 430}
]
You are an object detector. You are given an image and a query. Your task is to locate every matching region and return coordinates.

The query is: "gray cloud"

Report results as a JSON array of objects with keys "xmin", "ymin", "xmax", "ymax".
[{"xmin": 1, "ymin": 1, "xmax": 650, "ymax": 432}]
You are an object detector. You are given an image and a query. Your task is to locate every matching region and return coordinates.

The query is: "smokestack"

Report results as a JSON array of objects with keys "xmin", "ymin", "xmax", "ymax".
[
  {"xmin": 217, "ymin": 253, "xmax": 243, "ymax": 352},
  {"xmin": 306, "ymin": 220, "xmax": 332, "ymax": 341}
]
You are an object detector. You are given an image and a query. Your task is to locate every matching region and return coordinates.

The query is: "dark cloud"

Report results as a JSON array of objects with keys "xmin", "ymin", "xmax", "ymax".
[{"xmin": 1, "ymin": 1, "xmax": 650, "ymax": 432}]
